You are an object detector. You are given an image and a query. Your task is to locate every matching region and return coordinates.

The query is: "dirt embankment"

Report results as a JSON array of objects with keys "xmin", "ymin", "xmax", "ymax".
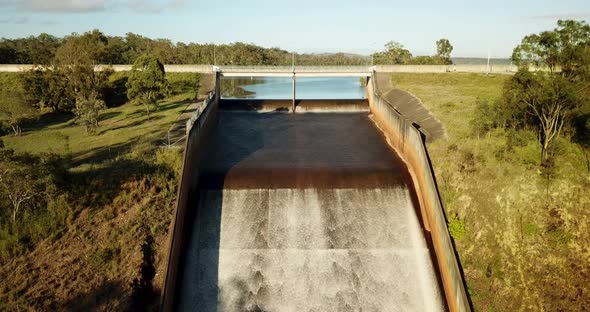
[{"xmin": 0, "ymin": 175, "xmax": 177, "ymax": 311}]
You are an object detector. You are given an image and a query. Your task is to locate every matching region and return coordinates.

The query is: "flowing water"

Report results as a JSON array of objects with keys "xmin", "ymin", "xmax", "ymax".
[{"xmin": 176, "ymin": 112, "xmax": 444, "ymax": 311}]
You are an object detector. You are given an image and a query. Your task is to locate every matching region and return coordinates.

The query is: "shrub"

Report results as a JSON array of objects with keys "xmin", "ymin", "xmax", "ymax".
[
  {"xmin": 523, "ymin": 222, "xmax": 539, "ymax": 238},
  {"xmin": 90, "ymin": 246, "xmax": 120, "ymax": 268},
  {"xmin": 448, "ymin": 214, "xmax": 466, "ymax": 240},
  {"xmin": 0, "ymin": 149, "xmax": 70, "ymax": 260},
  {"xmin": 471, "ymin": 99, "xmax": 497, "ymax": 138}
]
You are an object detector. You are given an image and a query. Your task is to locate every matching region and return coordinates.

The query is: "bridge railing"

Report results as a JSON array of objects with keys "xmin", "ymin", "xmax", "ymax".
[
  {"xmin": 163, "ymin": 91, "xmax": 215, "ymax": 148},
  {"xmin": 185, "ymin": 91, "xmax": 215, "ymax": 132},
  {"xmin": 219, "ymin": 65, "xmax": 372, "ymax": 73}
]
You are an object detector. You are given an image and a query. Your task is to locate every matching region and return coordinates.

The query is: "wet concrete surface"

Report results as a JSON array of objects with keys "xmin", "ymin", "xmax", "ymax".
[
  {"xmin": 199, "ymin": 112, "xmax": 405, "ymax": 189},
  {"xmin": 175, "ymin": 111, "xmax": 444, "ymax": 311}
]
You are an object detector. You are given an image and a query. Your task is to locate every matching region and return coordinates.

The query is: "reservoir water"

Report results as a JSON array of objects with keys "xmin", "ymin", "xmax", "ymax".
[{"xmin": 221, "ymin": 77, "xmax": 366, "ymax": 100}]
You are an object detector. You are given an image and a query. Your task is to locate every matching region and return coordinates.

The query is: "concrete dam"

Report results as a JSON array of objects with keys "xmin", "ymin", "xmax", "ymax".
[{"xmin": 161, "ymin": 68, "xmax": 470, "ymax": 312}]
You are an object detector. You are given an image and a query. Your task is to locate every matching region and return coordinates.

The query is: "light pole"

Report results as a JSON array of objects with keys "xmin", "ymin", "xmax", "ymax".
[
  {"xmin": 486, "ymin": 49, "xmax": 491, "ymax": 75},
  {"xmin": 292, "ymin": 53, "xmax": 296, "ymax": 113}
]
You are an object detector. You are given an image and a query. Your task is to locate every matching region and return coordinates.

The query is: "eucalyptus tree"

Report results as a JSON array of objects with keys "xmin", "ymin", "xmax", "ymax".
[
  {"xmin": 504, "ymin": 20, "xmax": 590, "ymax": 164},
  {"xmin": 512, "ymin": 19, "xmax": 590, "ymax": 76},
  {"xmin": 54, "ymin": 30, "xmax": 112, "ymax": 132},
  {"xmin": 0, "ymin": 91, "xmax": 37, "ymax": 136},
  {"xmin": 436, "ymin": 38, "xmax": 454, "ymax": 64},
  {"xmin": 372, "ymin": 41, "xmax": 413, "ymax": 65},
  {"xmin": 126, "ymin": 54, "xmax": 169, "ymax": 119}
]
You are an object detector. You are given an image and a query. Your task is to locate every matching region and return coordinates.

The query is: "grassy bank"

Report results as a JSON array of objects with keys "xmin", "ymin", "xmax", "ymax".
[
  {"xmin": 0, "ymin": 72, "xmax": 200, "ymax": 310},
  {"xmin": 391, "ymin": 73, "xmax": 590, "ymax": 311},
  {"xmin": 1, "ymin": 71, "xmax": 588, "ymax": 310}
]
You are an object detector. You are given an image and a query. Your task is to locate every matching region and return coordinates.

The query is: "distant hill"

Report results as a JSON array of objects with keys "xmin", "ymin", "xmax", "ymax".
[{"xmin": 451, "ymin": 57, "xmax": 512, "ymax": 65}]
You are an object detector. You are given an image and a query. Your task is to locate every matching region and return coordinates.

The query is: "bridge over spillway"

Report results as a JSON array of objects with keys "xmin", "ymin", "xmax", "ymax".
[
  {"xmin": 218, "ymin": 66, "xmax": 372, "ymax": 77},
  {"xmin": 161, "ymin": 68, "xmax": 470, "ymax": 312},
  {"xmin": 217, "ymin": 66, "xmax": 373, "ymax": 112}
]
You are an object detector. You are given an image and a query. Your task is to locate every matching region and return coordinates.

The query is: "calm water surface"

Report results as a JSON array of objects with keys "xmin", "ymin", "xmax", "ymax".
[{"xmin": 222, "ymin": 77, "xmax": 366, "ymax": 100}]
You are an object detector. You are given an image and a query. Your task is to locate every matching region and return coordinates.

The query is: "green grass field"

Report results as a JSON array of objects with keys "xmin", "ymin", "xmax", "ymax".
[
  {"xmin": 1, "ymin": 72, "xmax": 199, "ymax": 159},
  {"xmin": 392, "ymin": 73, "xmax": 590, "ymax": 311}
]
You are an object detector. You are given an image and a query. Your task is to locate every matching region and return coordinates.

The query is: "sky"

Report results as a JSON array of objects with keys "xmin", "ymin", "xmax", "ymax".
[{"xmin": 1, "ymin": 0, "xmax": 590, "ymax": 58}]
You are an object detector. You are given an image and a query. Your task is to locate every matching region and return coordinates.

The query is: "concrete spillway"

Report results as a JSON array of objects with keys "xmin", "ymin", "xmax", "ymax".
[{"xmin": 174, "ymin": 112, "xmax": 444, "ymax": 311}]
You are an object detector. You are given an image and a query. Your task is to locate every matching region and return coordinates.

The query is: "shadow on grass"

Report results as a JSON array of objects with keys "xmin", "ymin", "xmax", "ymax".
[
  {"xmin": 69, "ymin": 157, "xmax": 159, "ymax": 211},
  {"xmin": 97, "ymin": 115, "xmax": 164, "ymax": 136},
  {"xmin": 130, "ymin": 233, "xmax": 158, "ymax": 311},
  {"xmin": 121, "ymin": 100, "xmax": 193, "ymax": 121},
  {"xmin": 67, "ymin": 136, "xmax": 166, "ymax": 212},
  {"xmin": 62, "ymin": 280, "xmax": 127, "ymax": 311},
  {"xmin": 99, "ymin": 111, "xmax": 123, "ymax": 123},
  {"xmin": 24, "ymin": 111, "xmax": 75, "ymax": 132},
  {"xmin": 70, "ymin": 140, "xmax": 137, "ymax": 167}
]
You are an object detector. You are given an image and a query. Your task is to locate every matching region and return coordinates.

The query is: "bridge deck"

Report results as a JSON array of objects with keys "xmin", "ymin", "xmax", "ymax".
[{"xmin": 219, "ymin": 66, "xmax": 372, "ymax": 77}]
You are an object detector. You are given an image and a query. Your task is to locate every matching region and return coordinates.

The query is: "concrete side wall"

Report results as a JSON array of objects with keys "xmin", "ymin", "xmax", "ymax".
[
  {"xmin": 160, "ymin": 75, "xmax": 220, "ymax": 311},
  {"xmin": 374, "ymin": 72, "xmax": 446, "ymax": 142},
  {"xmin": 367, "ymin": 76, "xmax": 470, "ymax": 312}
]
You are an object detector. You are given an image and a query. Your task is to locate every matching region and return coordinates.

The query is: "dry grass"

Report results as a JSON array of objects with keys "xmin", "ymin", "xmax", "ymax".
[{"xmin": 392, "ymin": 73, "xmax": 590, "ymax": 311}]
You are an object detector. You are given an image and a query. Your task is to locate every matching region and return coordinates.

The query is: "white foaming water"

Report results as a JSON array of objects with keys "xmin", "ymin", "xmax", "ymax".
[{"xmin": 178, "ymin": 188, "xmax": 444, "ymax": 312}]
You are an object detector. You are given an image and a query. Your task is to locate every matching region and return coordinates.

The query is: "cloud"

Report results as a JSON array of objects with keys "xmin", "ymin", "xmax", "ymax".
[
  {"xmin": 532, "ymin": 13, "xmax": 590, "ymax": 20},
  {"xmin": 127, "ymin": 0, "xmax": 185, "ymax": 13},
  {"xmin": 0, "ymin": 0, "xmax": 185, "ymax": 13},
  {"xmin": 0, "ymin": 16, "xmax": 28, "ymax": 24},
  {"xmin": 0, "ymin": 0, "xmax": 19, "ymax": 7},
  {"xmin": 0, "ymin": 15, "xmax": 59, "ymax": 25},
  {"xmin": 22, "ymin": 0, "xmax": 108, "ymax": 12}
]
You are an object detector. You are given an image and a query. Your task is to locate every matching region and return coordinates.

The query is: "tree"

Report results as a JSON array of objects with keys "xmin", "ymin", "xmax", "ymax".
[
  {"xmin": 506, "ymin": 20, "xmax": 590, "ymax": 164},
  {"xmin": 75, "ymin": 95, "xmax": 107, "ymax": 133},
  {"xmin": 0, "ymin": 91, "xmax": 37, "ymax": 136},
  {"xmin": 27, "ymin": 33, "xmax": 61, "ymax": 65},
  {"xmin": 22, "ymin": 67, "xmax": 75, "ymax": 112},
  {"xmin": 54, "ymin": 30, "xmax": 108, "ymax": 66},
  {"xmin": 373, "ymin": 41, "xmax": 413, "ymax": 65},
  {"xmin": 0, "ymin": 34, "xmax": 60, "ymax": 64},
  {"xmin": 0, "ymin": 149, "xmax": 65, "ymax": 228},
  {"xmin": 436, "ymin": 38, "xmax": 454, "ymax": 64},
  {"xmin": 0, "ymin": 150, "xmax": 54, "ymax": 225},
  {"xmin": 54, "ymin": 30, "xmax": 112, "ymax": 131},
  {"xmin": 54, "ymin": 31, "xmax": 111, "ymax": 101},
  {"xmin": 503, "ymin": 70, "xmax": 579, "ymax": 164},
  {"xmin": 126, "ymin": 54, "xmax": 168, "ymax": 119},
  {"xmin": 512, "ymin": 20, "xmax": 590, "ymax": 76}
]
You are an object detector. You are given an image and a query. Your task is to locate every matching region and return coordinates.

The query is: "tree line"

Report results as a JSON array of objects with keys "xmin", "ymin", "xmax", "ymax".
[
  {"xmin": 373, "ymin": 38, "xmax": 454, "ymax": 65},
  {"xmin": 0, "ymin": 30, "xmax": 453, "ymax": 66},
  {"xmin": 0, "ymin": 30, "xmax": 365, "ymax": 66}
]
